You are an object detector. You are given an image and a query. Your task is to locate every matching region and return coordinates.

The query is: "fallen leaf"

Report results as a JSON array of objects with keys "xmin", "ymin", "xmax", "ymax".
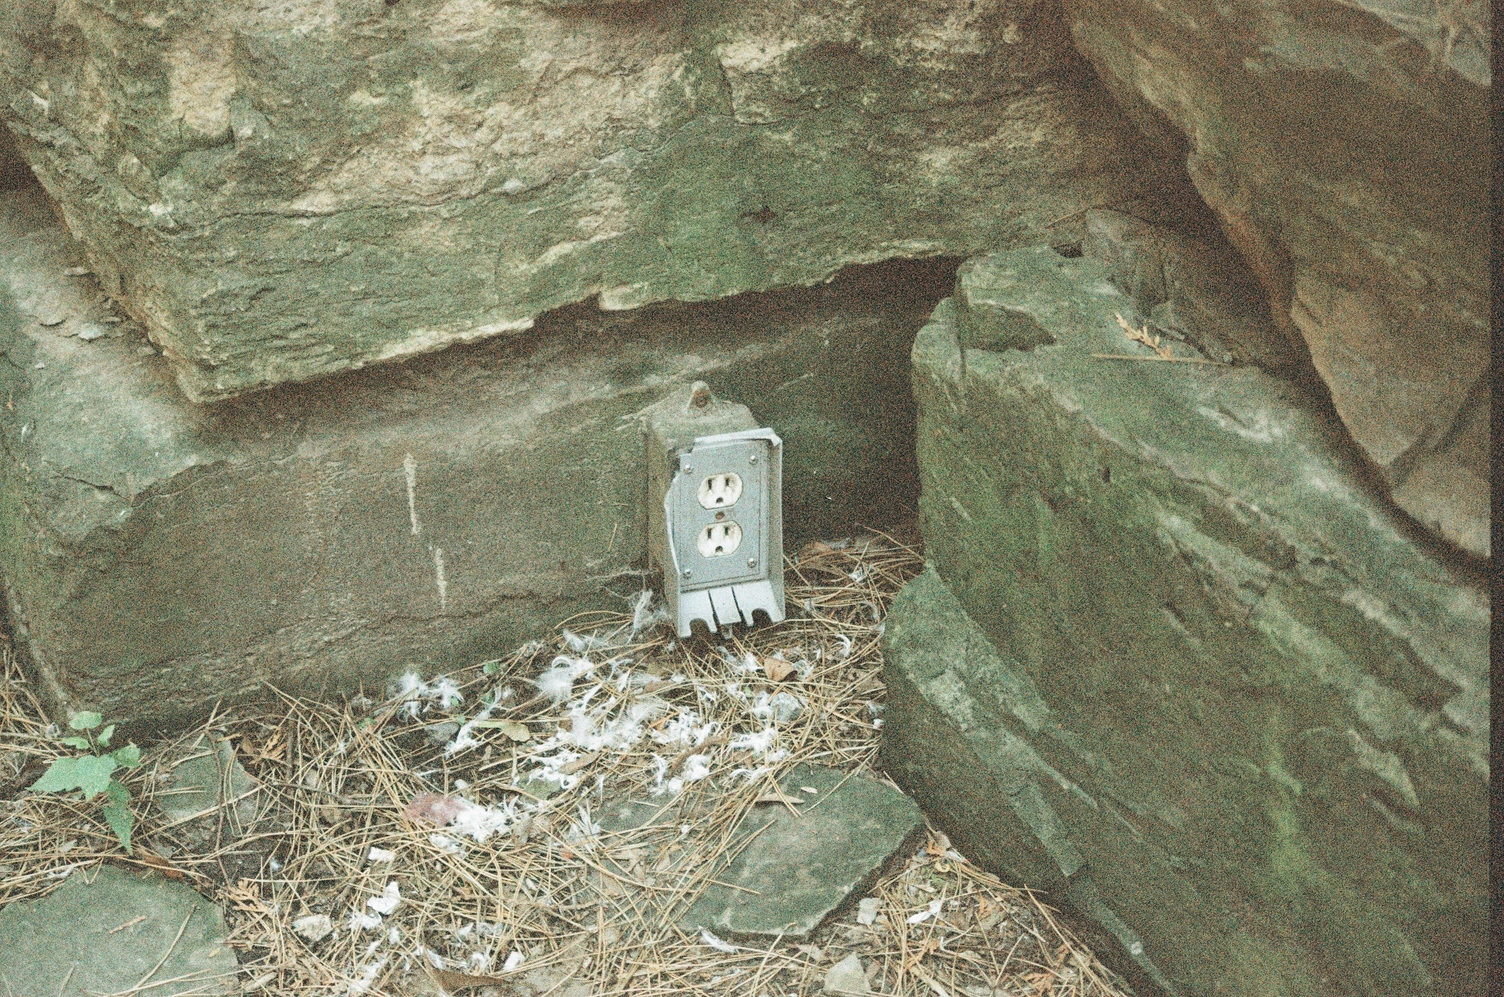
[
  {"xmin": 422, "ymin": 966, "xmax": 514, "ymax": 991},
  {"xmin": 469, "ymin": 719, "xmax": 531, "ymax": 742},
  {"xmin": 136, "ymin": 847, "xmax": 188, "ymax": 881},
  {"xmin": 402, "ymin": 792, "xmax": 465, "ymax": 827},
  {"xmin": 761, "ymin": 656, "xmax": 796, "ymax": 682},
  {"xmin": 560, "ymin": 751, "xmax": 601, "ymax": 775}
]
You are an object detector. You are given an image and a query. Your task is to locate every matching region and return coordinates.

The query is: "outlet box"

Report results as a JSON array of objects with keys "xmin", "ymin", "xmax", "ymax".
[{"xmin": 642, "ymin": 382, "xmax": 785, "ymax": 637}]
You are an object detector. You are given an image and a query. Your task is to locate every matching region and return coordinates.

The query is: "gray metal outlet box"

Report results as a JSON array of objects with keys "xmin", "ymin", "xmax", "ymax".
[{"xmin": 641, "ymin": 383, "xmax": 785, "ymax": 637}]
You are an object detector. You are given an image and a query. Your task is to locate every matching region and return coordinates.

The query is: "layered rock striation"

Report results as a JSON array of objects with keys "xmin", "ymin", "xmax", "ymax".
[
  {"xmin": 884, "ymin": 245, "xmax": 1488, "ymax": 995},
  {"xmin": 0, "ymin": 184, "xmax": 947, "ymax": 727},
  {"xmin": 1059, "ymin": 0, "xmax": 1491, "ymax": 556},
  {"xmin": 0, "ymin": 0, "xmax": 1172, "ymax": 401}
]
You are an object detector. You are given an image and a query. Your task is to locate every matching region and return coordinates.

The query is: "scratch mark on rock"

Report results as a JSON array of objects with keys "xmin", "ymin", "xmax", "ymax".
[
  {"xmin": 404, "ymin": 453, "xmax": 421, "ymax": 535},
  {"xmin": 433, "ymin": 546, "xmax": 447, "ymax": 612}
]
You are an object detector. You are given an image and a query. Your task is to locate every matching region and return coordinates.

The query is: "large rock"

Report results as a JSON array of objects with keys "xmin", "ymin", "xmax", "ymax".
[
  {"xmin": 1058, "ymin": 0, "xmax": 1491, "ymax": 557},
  {"xmin": 0, "ymin": 864, "xmax": 239, "ymax": 997},
  {"xmin": 0, "ymin": 0, "xmax": 1179, "ymax": 402},
  {"xmin": 883, "ymin": 246, "xmax": 1488, "ymax": 996},
  {"xmin": 0, "ymin": 183, "xmax": 948, "ymax": 729}
]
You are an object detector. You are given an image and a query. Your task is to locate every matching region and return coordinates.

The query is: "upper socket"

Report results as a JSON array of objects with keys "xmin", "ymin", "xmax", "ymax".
[{"xmin": 697, "ymin": 472, "xmax": 744, "ymax": 509}]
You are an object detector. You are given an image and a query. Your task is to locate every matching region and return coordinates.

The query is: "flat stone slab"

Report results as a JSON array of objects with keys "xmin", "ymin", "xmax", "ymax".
[
  {"xmin": 0, "ymin": 864, "xmax": 238, "ymax": 997},
  {"xmin": 0, "ymin": 185, "xmax": 945, "ymax": 728},
  {"xmin": 885, "ymin": 246, "xmax": 1489, "ymax": 997},
  {"xmin": 681, "ymin": 764, "xmax": 923, "ymax": 942}
]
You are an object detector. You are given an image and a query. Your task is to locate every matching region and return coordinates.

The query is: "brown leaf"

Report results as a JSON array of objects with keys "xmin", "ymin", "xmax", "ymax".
[
  {"xmin": 402, "ymin": 792, "xmax": 465, "ymax": 827},
  {"xmin": 136, "ymin": 847, "xmax": 188, "ymax": 881},
  {"xmin": 422, "ymin": 965, "xmax": 514, "ymax": 992},
  {"xmin": 470, "ymin": 720, "xmax": 531, "ymax": 742},
  {"xmin": 761, "ymin": 656, "xmax": 796, "ymax": 682},
  {"xmin": 560, "ymin": 751, "xmax": 601, "ymax": 775}
]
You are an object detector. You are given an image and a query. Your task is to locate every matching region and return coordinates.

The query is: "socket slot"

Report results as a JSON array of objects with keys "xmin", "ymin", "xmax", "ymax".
[
  {"xmin": 697, "ymin": 472, "xmax": 744, "ymax": 509},
  {"xmin": 696, "ymin": 521, "xmax": 743, "ymax": 557}
]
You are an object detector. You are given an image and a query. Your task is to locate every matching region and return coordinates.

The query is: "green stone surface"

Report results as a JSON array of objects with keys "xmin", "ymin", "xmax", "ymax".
[
  {"xmin": 0, "ymin": 864, "xmax": 238, "ymax": 997},
  {"xmin": 0, "ymin": 185, "xmax": 945, "ymax": 729},
  {"xmin": 0, "ymin": 1, "xmax": 1178, "ymax": 401},
  {"xmin": 157, "ymin": 738, "xmax": 261, "ymax": 834},
  {"xmin": 681, "ymin": 764, "xmax": 924, "ymax": 942},
  {"xmin": 884, "ymin": 246, "xmax": 1488, "ymax": 997}
]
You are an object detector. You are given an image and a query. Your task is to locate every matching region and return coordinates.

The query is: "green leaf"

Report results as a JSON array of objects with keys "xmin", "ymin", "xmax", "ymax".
[
  {"xmin": 31, "ymin": 754, "xmax": 117, "ymax": 799},
  {"xmin": 60, "ymin": 736, "xmax": 91, "ymax": 750},
  {"xmin": 97, "ymin": 724, "xmax": 115, "ymax": 747},
  {"xmin": 69, "ymin": 711, "xmax": 103, "ymax": 731},
  {"xmin": 103, "ymin": 781, "xmax": 133, "ymax": 854},
  {"xmin": 481, "ymin": 659, "xmax": 501, "ymax": 675},
  {"xmin": 110, "ymin": 744, "xmax": 142, "ymax": 769},
  {"xmin": 30, "ymin": 756, "xmax": 81, "ymax": 793}
]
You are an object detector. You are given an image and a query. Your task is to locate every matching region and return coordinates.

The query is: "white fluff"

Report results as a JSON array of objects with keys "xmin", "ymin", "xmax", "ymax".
[
  {"xmin": 700, "ymin": 929, "xmax": 740, "ymax": 954},
  {"xmin": 367, "ymin": 881, "xmax": 401, "ymax": 915},
  {"xmin": 348, "ymin": 910, "xmax": 382, "ymax": 932},
  {"xmin": 345, "ymin": 957, "xmax": 387, "ymax": 996},
  {"xmin": 534, "ymin": 655, "xmax": 593, "ymax": 703}
]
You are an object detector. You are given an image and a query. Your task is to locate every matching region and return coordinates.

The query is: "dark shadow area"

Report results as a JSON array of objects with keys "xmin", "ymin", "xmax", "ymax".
[{"xmin": 0, "ymin": 129, "xmax": 34, "ymax": 192}]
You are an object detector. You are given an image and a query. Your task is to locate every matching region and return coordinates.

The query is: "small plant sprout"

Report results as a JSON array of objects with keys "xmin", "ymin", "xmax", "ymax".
[{"xmin": 30, "ymin": 710, "xmax": 143, "ymax": 853}]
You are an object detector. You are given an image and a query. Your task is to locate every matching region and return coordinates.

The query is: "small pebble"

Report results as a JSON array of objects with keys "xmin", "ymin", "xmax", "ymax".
[
  {"xmin": 823, "ymin": 953, "xmax": 868, "ymax": 994},
  {"xmin": 77, "ymin": 324, "xmax": 104, "ymax": 341}
]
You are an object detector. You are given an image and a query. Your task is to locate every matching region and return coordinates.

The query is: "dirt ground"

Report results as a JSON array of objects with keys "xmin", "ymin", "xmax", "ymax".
[{"xmin": 0, "ymin": 532, "xmax": 1135, "ymax": 997}]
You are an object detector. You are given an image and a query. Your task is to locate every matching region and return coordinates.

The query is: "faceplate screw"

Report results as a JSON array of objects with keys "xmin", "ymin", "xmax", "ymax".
[
  {"xmin": 748, "ymin": 558, "xmax": 757, "ymax": 568},
  {"xmin": 683, "ymin": 569, "xmax": 692, "ymax": 578},
  {"xmin": 749, "ymin": 455, "xmax": 758, "ymax": 464}
]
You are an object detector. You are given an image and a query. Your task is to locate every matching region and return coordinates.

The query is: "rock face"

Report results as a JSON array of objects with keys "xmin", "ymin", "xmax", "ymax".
[
  {"xmin": 1058, "ymin": 0, "xmax": 1491, "ymax": 558},
  {"xmin": 0, "ymin": 184, "xmax": 948, "ymax": 729},
  {"xmin": 883, "ymin": 246, "xmax": 1488, "ymax": 996},
  {"xmin": 0, "ymin": 0, "xmax": 1176, "ymax": 402}
]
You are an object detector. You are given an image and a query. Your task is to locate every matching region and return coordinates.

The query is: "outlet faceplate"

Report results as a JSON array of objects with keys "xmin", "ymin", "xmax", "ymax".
[{"xmin": 662, "ymin": 429, "xmax": 784, "ymax": 636}]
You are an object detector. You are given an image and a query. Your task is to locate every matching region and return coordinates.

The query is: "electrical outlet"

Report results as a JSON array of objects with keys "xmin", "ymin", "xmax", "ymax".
[{"xmin": 642, "ymin": 383, "xmax": 785, "ymax": 637}]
